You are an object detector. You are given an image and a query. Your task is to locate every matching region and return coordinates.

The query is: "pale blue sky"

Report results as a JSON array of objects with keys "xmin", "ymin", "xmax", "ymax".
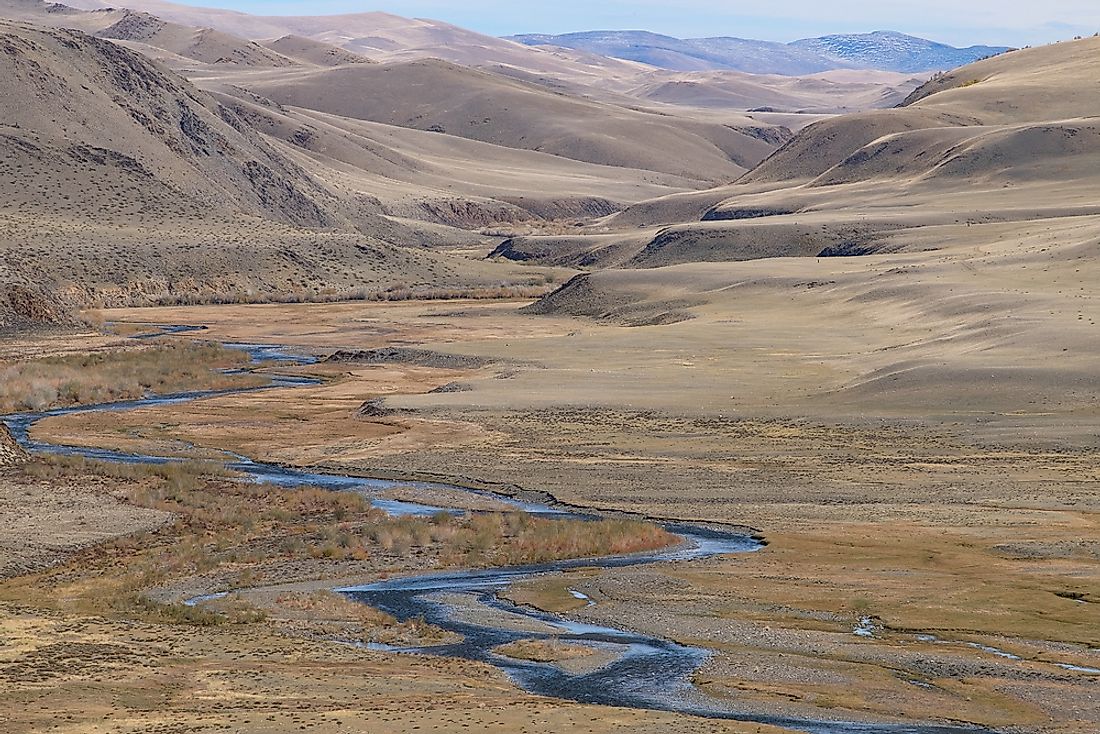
[{"xmin": 209, "ymin": 1, "xmax": 1100, "ymax": 47}]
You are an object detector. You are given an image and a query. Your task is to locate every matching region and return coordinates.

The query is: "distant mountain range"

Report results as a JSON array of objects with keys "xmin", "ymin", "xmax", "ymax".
[{"xmin": 508, "ymin": 30, "xmax": 1012, "ymax": 75}]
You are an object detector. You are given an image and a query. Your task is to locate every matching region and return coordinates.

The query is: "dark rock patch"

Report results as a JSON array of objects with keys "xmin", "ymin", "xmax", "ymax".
[{"xmin": 327, "ymin": 348, "xmax": 493, "ymax": 370}]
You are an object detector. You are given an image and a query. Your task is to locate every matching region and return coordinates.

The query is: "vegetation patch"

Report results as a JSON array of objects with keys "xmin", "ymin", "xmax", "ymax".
[
  {"xmin": 495, "ymin": 638, "xmax": 595, "ymax": 663},
  {"xmin": 273, "ymin": 590, "xmax": 456, "ymax": 646},
  {"xmin": 147, "ymin": 281, "xmax": 556, "ymax": 307},
  {"xmin": 501, "ymin": 575, "xmax": 597, "ymax": 613},
  {"xmin": 0, "ymin": 341, "xmax": 264, "ymax": 412},
  {"xmin": 2, "ymin": 457, "xmax": 677, "ymax": 633}
]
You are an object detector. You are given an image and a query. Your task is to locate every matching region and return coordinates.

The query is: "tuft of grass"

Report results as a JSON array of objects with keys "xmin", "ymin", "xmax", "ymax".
[
  {"xmin": 114, "ymin": 592, "xmax": 223, "ymax": 626},
  {"xmin": 849, "ymin": 596, "xmax": 874, "ymax": 614}
]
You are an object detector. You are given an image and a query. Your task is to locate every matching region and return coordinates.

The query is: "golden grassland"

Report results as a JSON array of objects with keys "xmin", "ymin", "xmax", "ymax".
[
  {"xmin": 27, "ymin": 357, "xmax": 494, "ymax": 468},
  {"xmin": 0, "ymin": 340, "xmax": 264, "ymax": 413}
]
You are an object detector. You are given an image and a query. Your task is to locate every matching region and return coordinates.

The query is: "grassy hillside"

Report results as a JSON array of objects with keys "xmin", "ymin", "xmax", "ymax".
[
  {"xmin": 234, "ymin": 58, "xmax": 779, "ymax": 183},
  {"xmin": 499, "ymin": 37, "xmax": 1100, "ymax": 269},
  {"xmin": 0, "ymin": 20, "xmax": 552, "ymax": 326}
]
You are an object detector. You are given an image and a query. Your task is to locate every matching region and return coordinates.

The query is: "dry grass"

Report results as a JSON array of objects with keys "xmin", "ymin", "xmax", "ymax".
[
  {"xmin": 100, "ymin": 321, "xmax": 173, "ymax": 338},
  {"xmin": 0, "ymin": 341, "xmax": 263, "ymax": 412},
  {"xmin": 495, "ymin": 638, "xmax": 595, "ymax": 663},
  {"xmin": 117, "ymin": 591, "xmax": 268, "ymax": 627},
  {"xmin": 6, "ymin": 456, "xmax": 676, "ymax": 628},
  {"xmin": 274, "ymin": 590, "xmax": 454, "ymax": 646},
  {"xmin": 500, "ymin": 575, "xmax": 596, "ymax": 613},
  {"xmin": 276, "ymin": 589, "xmax": 391, "ymax": 621},
  {"xmin": 148, "ymin": 281, "xmax": 556, "ymax": 307},
  {"xmin": 362, "ymin": 510, "xmax": 677, "ymax": 567}
]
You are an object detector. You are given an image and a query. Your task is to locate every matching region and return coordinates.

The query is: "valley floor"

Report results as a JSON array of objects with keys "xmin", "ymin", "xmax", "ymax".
[{"xmin": 4, "ymin": 289, "xmax": 1093, "ymax": 733}]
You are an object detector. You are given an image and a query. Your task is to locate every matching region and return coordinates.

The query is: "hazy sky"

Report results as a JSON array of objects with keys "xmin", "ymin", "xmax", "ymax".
[{"xmin": 215, "ymin": 1, "xmax": 1100, "ymax": 47}]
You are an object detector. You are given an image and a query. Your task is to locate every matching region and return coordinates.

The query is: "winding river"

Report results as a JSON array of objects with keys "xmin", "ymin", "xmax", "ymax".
[{"xmin": 2, "ymin": 327, "xmax": 998, "ymax": 734}]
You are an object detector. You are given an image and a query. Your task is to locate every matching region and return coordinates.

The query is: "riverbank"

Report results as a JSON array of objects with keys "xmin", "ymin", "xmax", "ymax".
[{"xmin": 0, "ymin": 452, "xmax": 775, "ymax": 734}]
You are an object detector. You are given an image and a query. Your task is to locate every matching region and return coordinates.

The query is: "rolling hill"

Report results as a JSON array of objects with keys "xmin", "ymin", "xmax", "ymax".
[
  {"xmin": 61, "ymin": 0, "xmax": 656, "ymax": 85},
  {"xmin": 222, "ymin": 58, "xmax": 782, "ymax": 183},
  {"xmin": 627, "ymin": 68, "xmax": 919, "ymax": 113},
  {"xmin": 791, "ymin": 31, "xmax": 1009, "ymax": 73},
  {"xmin": 262, "ymin": 34, "xmax": 373, "ymax": 67},
  {"xmin": 0, "ymin": 19, "xmax": 557, "ymax": 328},
  {"xmin": 0, "ymin": 0, "xmax": 1039, "ymax": 334},
  {"xmin": 94, "ymin": 10, "xmax": 299, "ymax": 66},
  {"xmin": 0, "ymin": 0, "xmax": 371, "ymax": 69},
  {"xmin": 0, "ymin": 0, "xmax": 723, "ymax": 222},
  {"xmin": 0, "ymin": 3, "xmax": 799, "ymax": 330},
  {"xmin": 509, "ymin": 38, "xmax": 1100, "ymax": 431},
  {"xmin": 52, "ymin": 0, "xmax": 932, "ymax": 111},
  {"xmin": 495, "ymin": 37, "xmax": 1100, "ymax": 269}
]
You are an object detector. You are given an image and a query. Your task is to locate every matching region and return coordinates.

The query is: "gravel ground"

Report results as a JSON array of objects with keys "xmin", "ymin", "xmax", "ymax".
[{"xmin": 0, "ymin": 471, "xmax": 170, "ymax": 579}]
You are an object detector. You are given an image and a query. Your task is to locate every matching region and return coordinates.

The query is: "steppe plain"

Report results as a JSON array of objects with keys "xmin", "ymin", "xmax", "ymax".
[{"xmin": 1, "ymin": 2, "xmax": 1098, "ymax": 733}]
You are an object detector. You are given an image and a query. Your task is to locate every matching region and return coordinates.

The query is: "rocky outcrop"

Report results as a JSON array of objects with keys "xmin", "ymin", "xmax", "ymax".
[
  {"xmin": 327, "ymin": 348, "xmax": 493, "ymax": 370},
  {"xmin": 356, "ymin": 398, "xmax": 397, "ymax": 418},
  {"xmin": 0, "ymin": 282, "xmax": 79, "ymax": 334},
  {"xmin": 0, "ymin": 425, "xmax": 29, "ymax": 468}
]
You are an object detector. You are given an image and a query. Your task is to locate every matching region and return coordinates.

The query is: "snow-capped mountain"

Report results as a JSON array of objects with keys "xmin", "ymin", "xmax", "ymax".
[
  {"xmin": 508, "ymin": 30, "xmax": 1012, "ymax": 75},
  {"xmin": 791, "ymin": 31, "xmax": 1009, "ymax": 73}
]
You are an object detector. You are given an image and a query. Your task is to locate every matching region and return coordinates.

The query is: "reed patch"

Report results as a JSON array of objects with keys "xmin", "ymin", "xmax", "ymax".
[
  {"xmin": 0, "ymin": 341, "xmax": 264, "ymax": 413},
  {"xmin": 4, "ymin": 457, "xmax": 677, "ymax": 634}
]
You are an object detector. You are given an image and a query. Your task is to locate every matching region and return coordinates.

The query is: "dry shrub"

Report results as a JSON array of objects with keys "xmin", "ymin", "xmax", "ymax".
[
  {"xmin": 22, "ymin": 455, "xmax": 232, "ymax": 488},
  {"xmin": 26, "ymin": 458, "xmax": 675, "ymax": 572},
  {"xmin": 112, "ymin": 592, "xmax": 266, "ymax": 626},
  {"xmin": 146, "ymin": 280, "xmax": 557, "ymax": 308},
  {"xmin": 441, "ymin": 512, "xmax": 679, "ymax": 567}
]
